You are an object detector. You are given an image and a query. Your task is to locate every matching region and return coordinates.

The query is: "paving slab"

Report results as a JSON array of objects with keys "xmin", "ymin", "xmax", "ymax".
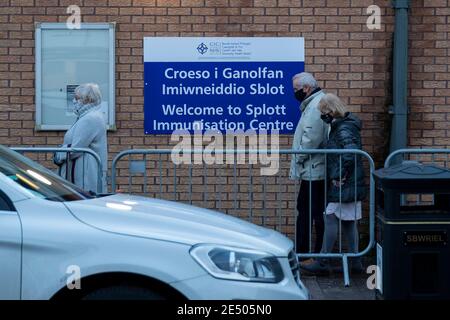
[{"xmin": 302, "ymin": 274, "xmax": 376, "ymax": 300}]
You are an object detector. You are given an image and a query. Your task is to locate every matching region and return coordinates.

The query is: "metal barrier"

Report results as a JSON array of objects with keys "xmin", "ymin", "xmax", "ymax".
[
  {"xmin": 111, "ymin": 148, "xmax": 375, "ymax": 287},
  {"xmin": 385, "ymin": 148, "xmax": 450, "ymax": 168},
  {"xmin": 11, "ymin": 147, "xmax": 103, "ymax": 194}
]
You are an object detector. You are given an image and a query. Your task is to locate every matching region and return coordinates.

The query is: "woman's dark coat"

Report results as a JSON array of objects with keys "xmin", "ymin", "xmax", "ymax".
[{"xmin": 324, "ymin": 112, "xmax": 366, "ymax": 203}]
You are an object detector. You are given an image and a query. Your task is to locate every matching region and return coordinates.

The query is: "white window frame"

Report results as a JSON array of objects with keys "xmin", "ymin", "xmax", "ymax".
[{"xmin": 35, "ymin": 22, "xmax": 116, "ymax": 131}]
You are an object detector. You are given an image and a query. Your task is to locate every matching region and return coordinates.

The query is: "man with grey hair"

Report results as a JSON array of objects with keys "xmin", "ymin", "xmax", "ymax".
[
  {"xmin": 54, "ymin": 83, "xmax": 108, "ymax": 194},
  {"xmin": 289, "ymin": 72, "xmax": 329, "ymax": 257}
]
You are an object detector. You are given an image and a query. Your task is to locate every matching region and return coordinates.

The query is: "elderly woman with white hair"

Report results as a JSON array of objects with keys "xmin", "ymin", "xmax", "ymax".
[
  {"xmin": 300, "ymin": 93, "xmax": 366, "ymax": 275},
  {"xmin": 54, "ymin": 83, "xmax": 108, "ymax": 194}
]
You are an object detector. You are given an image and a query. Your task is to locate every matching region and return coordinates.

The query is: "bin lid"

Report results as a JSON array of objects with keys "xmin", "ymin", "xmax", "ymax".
[{"xmin": 374, "ymin": 163, "xmax": 450, "ymax": 190}]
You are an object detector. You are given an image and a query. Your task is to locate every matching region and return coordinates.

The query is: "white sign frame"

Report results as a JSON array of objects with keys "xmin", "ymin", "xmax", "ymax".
[{"xmin": 35, "ymin": 23, "xmax": 116, "ymax": 131}]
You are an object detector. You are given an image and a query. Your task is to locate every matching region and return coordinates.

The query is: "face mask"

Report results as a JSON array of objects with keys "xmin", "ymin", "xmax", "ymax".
[
  {"xmin": 294, "ymin": 89, "xmax": 307, "ymax": 102},
  {"xmin": 321, "ymin": 113, "xmax": 333, "ymax": 124}
]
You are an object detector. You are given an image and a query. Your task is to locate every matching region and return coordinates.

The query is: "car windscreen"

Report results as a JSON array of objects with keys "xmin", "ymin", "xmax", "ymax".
[{"xmin": 0, "ymin": 145, "xmax": 93, "ymax": 202}]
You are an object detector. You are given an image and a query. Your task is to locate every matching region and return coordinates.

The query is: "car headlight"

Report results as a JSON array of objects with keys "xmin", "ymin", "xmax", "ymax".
[{"xmin": 190, "ymin": 244, "xmax": 284, "ymax": 283}]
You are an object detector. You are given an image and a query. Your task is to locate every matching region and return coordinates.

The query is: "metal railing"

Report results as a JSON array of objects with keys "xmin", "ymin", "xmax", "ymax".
[
  {"xmin": 12, "ymin": 147, "xmax": 103, "ymax": 194},
  {"xmin": 385, "ymin": 148, "xmax": 450, "ymax": 168},
  {"xmin": 111, "ymin": 148, "xmax": 375, "ymax": 287},
  {"xmin": 385, "ymin": 148, "xmax": 450, "ymax": 206}
]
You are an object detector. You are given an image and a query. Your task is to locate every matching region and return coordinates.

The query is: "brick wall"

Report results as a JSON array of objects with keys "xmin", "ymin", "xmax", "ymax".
[
  {"xmin": 408, "ymin": 0, "xmax": 450, "ymax": 148},
  {"xmin": 1, "ymin": 0, "xmax": 449, "ymax": 243},
  {"xmin": 1, "ymin": 0, "xmax": 398, "ymax": 157}
]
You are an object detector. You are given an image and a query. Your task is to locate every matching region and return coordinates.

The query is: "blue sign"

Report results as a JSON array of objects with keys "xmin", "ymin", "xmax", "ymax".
[{"xmin": 144, "ymin": 37, "xmax": 305, "ymax": 134}]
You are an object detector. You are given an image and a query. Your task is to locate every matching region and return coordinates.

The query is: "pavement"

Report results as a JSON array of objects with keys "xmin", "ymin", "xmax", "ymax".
[{"xmin": 302, "ymin": 273, "xmax": 376, "ymax": 300}]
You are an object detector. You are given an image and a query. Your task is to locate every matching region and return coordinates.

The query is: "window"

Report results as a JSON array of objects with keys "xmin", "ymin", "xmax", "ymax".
[
  {"xmin": 35, "ymin": 23, "xmax": 116, "ymax": 130},
  {"xmin": 0, "ymin": 145, "xmax": 93, "ymax": 202},
  {"xmin": 0, "ymin": 190, "xmax": 14, "ymax": 212}
]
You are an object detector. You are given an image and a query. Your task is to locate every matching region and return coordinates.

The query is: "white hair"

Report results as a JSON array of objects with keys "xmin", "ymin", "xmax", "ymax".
[
  {"xmin": 292, "ymin": 72, "xmax": 318, "ymax": 89},
  {"xmin": 75, "ymin": 83, "xmax": 102, "ymax": 106}
]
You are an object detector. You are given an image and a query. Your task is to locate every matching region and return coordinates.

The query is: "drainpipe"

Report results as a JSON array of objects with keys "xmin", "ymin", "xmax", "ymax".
[{"xmin": 389, "ymin": 0, "xmax": 410, "ymax": 164}]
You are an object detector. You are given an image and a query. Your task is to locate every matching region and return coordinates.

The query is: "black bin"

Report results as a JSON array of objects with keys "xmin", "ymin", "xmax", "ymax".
[{"xmin": 373, "ymin": 162, "xmax": 450, "ymax": 299}]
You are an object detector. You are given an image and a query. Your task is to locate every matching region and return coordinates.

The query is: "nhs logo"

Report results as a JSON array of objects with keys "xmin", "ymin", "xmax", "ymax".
[{"xmin": 196, "ymin": 43, "xmax": 208, "ymax": 55}]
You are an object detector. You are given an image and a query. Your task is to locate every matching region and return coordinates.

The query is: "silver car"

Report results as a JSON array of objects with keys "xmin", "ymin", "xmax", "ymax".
[{"xmin": 0, "ymin": 145, "xmax": 309, "ymax": 300}]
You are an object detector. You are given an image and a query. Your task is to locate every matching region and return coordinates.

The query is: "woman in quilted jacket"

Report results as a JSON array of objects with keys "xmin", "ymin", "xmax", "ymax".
[{"xmin": 300, "ymin": 93, "xmax": 366, "ymax": 275}]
